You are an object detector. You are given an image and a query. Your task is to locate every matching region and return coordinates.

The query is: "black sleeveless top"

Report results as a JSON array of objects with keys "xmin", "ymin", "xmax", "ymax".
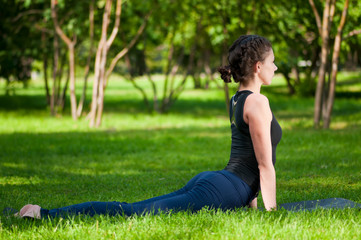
[{"xmin": 224, "ymin": 90, "xmax": 282, "ymax": 194}]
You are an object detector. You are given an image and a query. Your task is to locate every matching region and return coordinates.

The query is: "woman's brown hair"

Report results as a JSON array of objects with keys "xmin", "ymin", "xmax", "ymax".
[{"xmin": 219, "ymin": 35, "xmax": 272, "ymax": 84}]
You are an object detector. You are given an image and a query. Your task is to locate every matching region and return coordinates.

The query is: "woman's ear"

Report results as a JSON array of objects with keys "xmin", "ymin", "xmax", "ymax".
[{"xmin": 254, "ymin": 61, "xmax": 262, "ymax": 73}]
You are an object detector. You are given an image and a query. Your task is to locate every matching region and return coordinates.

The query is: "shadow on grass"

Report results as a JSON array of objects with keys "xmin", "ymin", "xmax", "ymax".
[
  {"xmin": 335, "ymin": 91, "xmax": 361, "ymax": 99},
  {"xmin": 0, "ymin": 126, "xmax": 228, "ymax": 215},
  {"xmin": 1, "ymin": 126, "xmax": 360, "ymax": 206},
  {"xmin": 0, "ymin": 88, "xmax": 309, "ymax": 119},
  {"xmin": 0, "ymin": 94, "xmax": 47, "ymax": 110}
]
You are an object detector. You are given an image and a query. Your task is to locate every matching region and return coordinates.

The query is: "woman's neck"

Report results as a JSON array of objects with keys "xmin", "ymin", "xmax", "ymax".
[{"xmin": 238, "ymin": 82, "xmax": 261, "ymax": 94}]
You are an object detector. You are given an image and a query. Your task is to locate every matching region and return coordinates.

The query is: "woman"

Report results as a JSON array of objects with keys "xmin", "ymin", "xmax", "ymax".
[{"xmin": 16, "ymin": 35, "xmax": 281, "ymax": 219}]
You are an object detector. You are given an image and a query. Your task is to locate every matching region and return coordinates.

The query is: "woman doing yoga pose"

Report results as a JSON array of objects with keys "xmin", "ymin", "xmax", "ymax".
[{"xmin": 16, "ymin": 35, "xmax": 282, "ymax": 219}]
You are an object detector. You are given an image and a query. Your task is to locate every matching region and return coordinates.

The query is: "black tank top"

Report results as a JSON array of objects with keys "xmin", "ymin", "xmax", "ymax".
[{"xmin": 224, "ymin": 90, "xmax": 282, "ymax": 194}]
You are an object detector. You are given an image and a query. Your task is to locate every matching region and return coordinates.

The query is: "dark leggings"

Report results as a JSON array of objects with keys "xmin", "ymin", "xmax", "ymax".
[{"xmin": 40, "ymin": 170, "xmax": 254, "ymax": 218}]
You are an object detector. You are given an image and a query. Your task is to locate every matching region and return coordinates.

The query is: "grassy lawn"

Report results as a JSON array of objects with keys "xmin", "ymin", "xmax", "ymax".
[{"xmin": 0, "ymin": 72, "xmax": 361, "ymax": 239}]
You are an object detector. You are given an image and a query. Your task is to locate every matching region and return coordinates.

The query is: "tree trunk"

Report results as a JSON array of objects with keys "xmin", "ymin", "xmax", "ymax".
[
  {"xmin": 42, "ymin": 31, "xmax": 50, "ymax": 105},
  {"xmin": 89, "ymin": 0, "xmax": 149, "ymax": 126},
  {"xmin": 166, "ymin": 42, "xmax": 197, "ymax": 111},
  {"xmin": 161, "ymin": 38, "xmax": 175, "ymax": 111},
  {"xmin": 283, "ymin": 72, "xmax": 296, "ymax": 95},
  {"xmin": 221, "ymin": 15, "xmax": 230, "ymax": 114},
  {"xmin": 124, "ymin": 54, "xmax": 150, "ymax": 111},
  {"xmin": 146, "ymin": 72, "xmax": 159, "ymax": 112},
  {"xmin": 51, "ymin": 33, "xmax": 59, "ymax": 116},
  {"xmin": 60, "ymin": 65, "xmax": 70, "ymax": 112},
  {"xmin": 222, "ymin": 51, "xmax": 230, "ymax": 114},
  {"xmin": 143, "ymin": 34, "xmax": 159, "ymax": 112},
  {"xmin": 95, "ymin": 27, "xmax": 109, "ymax": 127},
  {"xmin": 51, "ymin": 0, "xmax": 78, "ymax": 120},
  {"xmin": 192, "ymin": 58, "xmax": 202, "ymax": 89},
  {"xmin": 68, "ymin": 43, "xmax": 77, "ymax": 120},
  {"xmin": 161, "ymin": 51, "xmax": 185, "ymax": 112},
  {"xmin": 311, "ymin": 0, "xmax": 335, "ymax": 128},
  {"xmin": 204, "ymin": 48, "xmax": 218, "ymax": 90},
  {"xmin": 323, "ymin": 0, "xmax": 349, "ymax": 129},
  {"xmin": 89, "ymin": 0, "xmax": 112, "ymax": 127},
  {"xmin": 77, "ymin": 0, "xmax": 94, "ymax": 117},
  {"xmin": 56, "ymin": 47, "xmax": 66, "ymax": 107}
]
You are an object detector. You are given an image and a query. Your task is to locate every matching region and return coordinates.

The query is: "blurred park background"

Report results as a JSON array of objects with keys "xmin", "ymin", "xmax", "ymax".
[
  {"xmin": 1, "ymin": 0, "xmax": 361, "ymax": 239},
  {"xmin": 1, "ymin": 0, "xmax": 360, "ymax": 128}
]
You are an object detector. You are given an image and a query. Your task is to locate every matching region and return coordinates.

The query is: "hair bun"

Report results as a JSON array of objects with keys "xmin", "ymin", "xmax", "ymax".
[{"xmin": 218, "ymin": 65, "xmax": 232, "ymax": 83}]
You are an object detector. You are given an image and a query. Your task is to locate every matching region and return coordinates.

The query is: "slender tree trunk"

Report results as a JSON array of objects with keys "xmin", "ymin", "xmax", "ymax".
[
  {"xmin": 221, "ymin": 15, "xmax": 230, "ymax": 114},
  {"xmin": 89, "ymin": 0, "xmax": 112, "ymax": 127},
  {"xmin": 203, "ymin": 49, "xmax": 214, "ymax": 90},
  {"xmin": 166, "ymin": 43, "xmax": 197, "ymax": 111},
  {"xmin": 68, "ymin": 43, "xmax": 77, "ymax": 119},
  {"xmin": 161, "ymin": 47, "xmax": 185, "ymax": 112},
  {"xmin": 60, "ymin": 65, "xmax": 70, "ymax": 112},
  {"xmin": 42, "ymin": 29, "xmax": 50, "ymax": 105},
  {"xmin": 56, "ymin": 47, "xmax": 66, "ymax": 106},
  {"xmin": 77, "ymin": 0, "xmax": 94, "ymax": 117},
  {"xmin": 51, "ymin": 0, "xmax": 78, "ymax": 120},
  {"xmin": 222, "ymin": 49, "xmax": 230, "ymax": 114},
  {"xmin": 95, "ymin": 31, "xmax": 109, "ymax": 127},
  {"xmin": 168, "ymin": 48, "xmax": 185, "ymax": 97},
  {"xmin": 89, "ymin": 0, "xmax": 126, "ymax": 127},
  {"xmin": 282, "ymin": 72, "xmax": 296, "ymax": 95},
  {"xmin": 5, "ymin": 79, "xmax": 10, "ymax": 96},
  {"xmin": 161, "ymin": 38, "xmax": 175, "ymax": 110},
  {"xmin": 146, "ymin": 72, "xmax": 159, "ymax": 112},
  {"xmin": 89, "ymin": 0, "xmax": 149, "ymax": 126},
  {"xmin": 143, "ymin": 34, "xmax": 159, "ymax": 112},
  {"xmin": 311, "ymin": 0, "xmax": 335, "ymax": 128},
  {"xmin": 51, "ymin": 34, "xmax": 59, "ymax": 116},
  {"xmin": 41, "ymin": 10, "xmax": 50, "ymax": 103},
  {"xmin": 192, "ymin": 59, "xmax": 202, "ymax": 89},
  {"xmin": 124, "ymin": 54, "xmax": 150, "ymax": 111},
  {"xmin": 323, "ymin": 0, "xmax": 349, "ymax": 129}
]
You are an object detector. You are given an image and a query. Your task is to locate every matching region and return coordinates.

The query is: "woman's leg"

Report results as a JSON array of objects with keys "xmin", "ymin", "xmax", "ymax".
[
  {"xmin": 129, "ymin": 171, "xmax": 209, "ymax": 205},
  {"xmin": 40, "ymin": 170, "xmax": 253, "ymax": 218},
  {"xmin": 120, "ymin": 170, "xmax": 253, "ymax": 215},
  {"xmin": 40, "ymin": 201, "xmax": 124, "ymax": 218},
  {"xmin": 40, "ymin": 172, "xmax": 208, "ymax": 218}
]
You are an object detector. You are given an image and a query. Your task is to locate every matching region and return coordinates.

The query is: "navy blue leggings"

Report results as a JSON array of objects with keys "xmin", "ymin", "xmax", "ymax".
[{"xmin": 40, "ymin": 170, "xmax": 254, "ymax": 218}]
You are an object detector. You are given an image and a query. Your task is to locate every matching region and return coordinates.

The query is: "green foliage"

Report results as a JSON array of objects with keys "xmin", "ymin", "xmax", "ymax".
[
  {"xmin": 0, "ymin": 0, "xmax": 42, "ymax": 86},
  {"xmin": 1, "ymin": 0, "xmax": 360, "ymax": 100},
  {"xmin": 0, "ymin": 73, "xmax": 361, "ymax": 238}
]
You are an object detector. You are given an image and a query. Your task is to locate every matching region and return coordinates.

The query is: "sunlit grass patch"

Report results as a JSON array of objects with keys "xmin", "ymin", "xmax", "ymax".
[{"xmin": 0, "ymin": 72, "xmax": 361, "ymax": 239}]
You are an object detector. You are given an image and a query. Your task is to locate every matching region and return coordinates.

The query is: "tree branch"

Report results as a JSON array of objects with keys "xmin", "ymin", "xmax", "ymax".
[
  {"xmin": 105, "ymin": 12, "xmax": 152, "ymax": 83},
  {"xmin": 343, "ymin": 29, "xmax": 361, "ymax": 40},
  {"xmin": 329, "ymin": 0, "xmax": 336, "ymax": 24},
  {"xmin": 337, "ymin": 0, "xmax": 348, "ymax": 33},
  {"xmin": 308, "ymin": 0, "xmax": 322, "ymax": 35},
  {"xmin": 12, "ymin": 9, "xmax": 43, "ymax": 22},
  {"xmin": 51, "ymin": 0, "xmax": 74, "ymax": 46},
  {"xmin": 106, "ymin": 0, "xmax": 122, "ymax": 49}
]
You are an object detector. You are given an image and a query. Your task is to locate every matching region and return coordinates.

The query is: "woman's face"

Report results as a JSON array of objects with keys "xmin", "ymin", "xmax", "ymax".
[{"xmin": 258, "ymin": 49, "xmax": 277, "ymax": 85}]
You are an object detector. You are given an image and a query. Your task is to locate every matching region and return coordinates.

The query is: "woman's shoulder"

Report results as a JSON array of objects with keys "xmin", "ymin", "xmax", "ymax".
[
  {"xmin": 244, "ymin": 93, "xmax": 272, "ymax": 123},
  {"xmin": 246, "ymin": 93, "xmax": 270, "ymax": 109}
]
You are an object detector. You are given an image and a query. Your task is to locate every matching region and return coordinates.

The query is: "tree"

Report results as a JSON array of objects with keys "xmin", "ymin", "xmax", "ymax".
[
  {"xmin": 309, "ymin": 0, "xmax": 360, "ymax": 128},
  {"xmin": 0, "ymin": 0, "xmax": 42, "ymax": 95},
  {"xmin": 88, "ymin": 0, "xmax": 151, "ymax": 127}
]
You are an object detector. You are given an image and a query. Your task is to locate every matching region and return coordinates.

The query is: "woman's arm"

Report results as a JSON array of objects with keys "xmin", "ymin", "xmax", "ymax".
[{"xmin": 244, "ymin": 94, "xmax": 276, "ymax": 211}]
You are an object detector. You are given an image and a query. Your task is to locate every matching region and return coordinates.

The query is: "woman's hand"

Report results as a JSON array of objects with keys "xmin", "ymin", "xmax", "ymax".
[{"xmin": 248, "ymin": 197, "xmax": 258, "ymax": 209}]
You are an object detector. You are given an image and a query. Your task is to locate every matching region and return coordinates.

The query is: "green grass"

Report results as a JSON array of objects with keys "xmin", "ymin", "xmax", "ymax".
[{"xmin": 0, "ymin": 72, "xmax": 361, "ymax": 239}]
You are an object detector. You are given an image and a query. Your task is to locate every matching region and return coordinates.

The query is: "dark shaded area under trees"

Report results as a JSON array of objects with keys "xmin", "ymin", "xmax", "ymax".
[{"xmin": 0, "ymin": 0, "xmax": 360, "ymax": 128}]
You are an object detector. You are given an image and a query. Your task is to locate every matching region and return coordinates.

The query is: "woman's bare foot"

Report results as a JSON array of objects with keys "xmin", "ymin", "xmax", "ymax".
[{"xmin": 15, "ymin": 204, "xmax": 41, "ymax": 219}]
